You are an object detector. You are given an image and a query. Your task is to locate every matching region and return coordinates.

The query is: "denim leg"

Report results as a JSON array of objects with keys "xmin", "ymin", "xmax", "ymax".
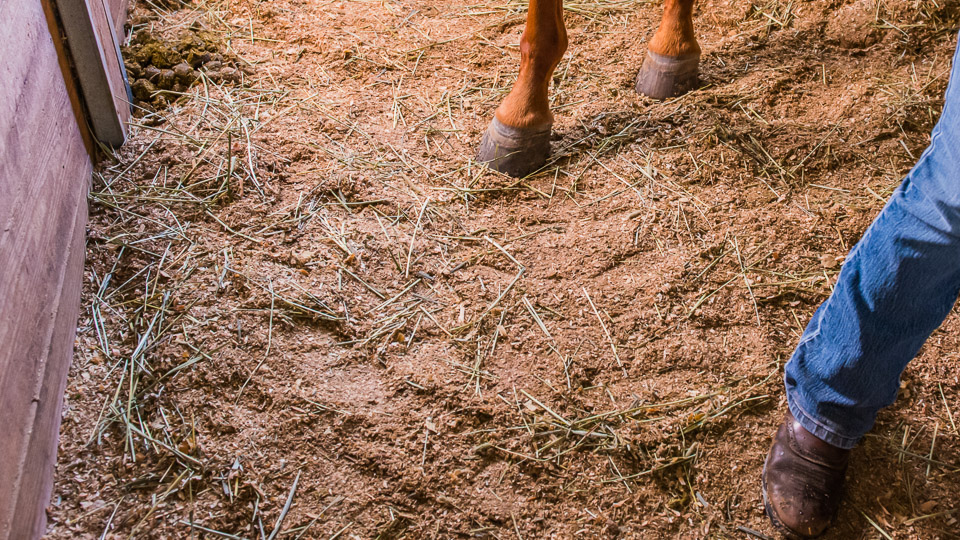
[{"xmin": 785, "ymin": 36, "xmax": 960, "ymax": 449}]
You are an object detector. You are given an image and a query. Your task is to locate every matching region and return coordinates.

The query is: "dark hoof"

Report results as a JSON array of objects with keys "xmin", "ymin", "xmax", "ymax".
[
  {"xmin": 476, "ymin": 117, "xmax": 551, "ymax": 177},
  {"xmin": 635, "ymin": 50, "xmax": 699, "ymax": 100}
]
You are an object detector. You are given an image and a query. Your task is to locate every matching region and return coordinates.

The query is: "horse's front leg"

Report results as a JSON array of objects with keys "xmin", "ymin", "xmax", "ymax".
[
  {"xmin": 636, "ymin": 0, "xmax": 700, "ymax": 99},
  {"xmin": 477, "ymin": 0, "xmax": 567, "ymax": 177}
]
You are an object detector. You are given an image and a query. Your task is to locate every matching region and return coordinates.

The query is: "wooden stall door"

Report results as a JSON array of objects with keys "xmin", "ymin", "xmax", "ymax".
[
  {"xmin": 0, "ymin": 0, "xmax": 93, "ymax": 537},
  {"xmin": 0, "ymin": 0, "xmax": 128, "ymax": 538}
]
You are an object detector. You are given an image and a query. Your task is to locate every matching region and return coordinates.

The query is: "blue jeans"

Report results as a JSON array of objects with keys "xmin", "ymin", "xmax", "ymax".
[{"xmin": 785, "ymin": 36, "xmax": 960, "ymax": 450}]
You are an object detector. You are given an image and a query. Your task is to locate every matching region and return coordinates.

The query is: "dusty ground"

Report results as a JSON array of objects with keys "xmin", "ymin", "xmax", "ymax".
[{"xmin": 48, "ymin": 0, "xmax": 960, "ymax": 538}]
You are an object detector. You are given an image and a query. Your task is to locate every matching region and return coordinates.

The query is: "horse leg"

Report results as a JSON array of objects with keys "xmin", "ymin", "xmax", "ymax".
[
  {"xmin": 636, "ymin": 0, "xmax": 700, "ymax": 99},
  {"xmin": 477, "ymin": 0, "xmax": 567, "ymax": 177}
]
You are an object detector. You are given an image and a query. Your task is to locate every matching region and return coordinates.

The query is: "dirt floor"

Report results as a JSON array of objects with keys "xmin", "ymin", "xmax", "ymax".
[{"xmin": 47, "ymin": 0, "xmax": 960, "ymax": 537}]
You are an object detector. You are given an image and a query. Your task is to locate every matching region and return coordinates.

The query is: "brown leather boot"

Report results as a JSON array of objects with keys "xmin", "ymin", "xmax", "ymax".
[{"xmin": 762, "ymin": 411, "xmax": 851, "ymax": 538}]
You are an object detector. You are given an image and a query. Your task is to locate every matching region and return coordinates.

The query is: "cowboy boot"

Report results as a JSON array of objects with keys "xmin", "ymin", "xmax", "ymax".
[{"xmin": 762, "ymin": 411, "xmax": 851, "ymax": 538}]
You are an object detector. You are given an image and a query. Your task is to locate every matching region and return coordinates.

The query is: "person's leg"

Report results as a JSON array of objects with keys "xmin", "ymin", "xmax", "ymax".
[
  {"xmin": 765, "ymin": 34, "xmax": 960, "ymax": 538},
  {"xmin": 785, "ymin": 38, "xmax": 960, "ymax": 449}
]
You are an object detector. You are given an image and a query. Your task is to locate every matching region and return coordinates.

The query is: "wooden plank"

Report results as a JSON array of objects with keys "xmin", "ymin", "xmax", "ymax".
[
  {"xmin": 54, "ymin": 0, "xmax": 130, "ymax": 146},
  {"xmin": 0, "ymin": 0, "xmax": 93, "ymax": 537},
  {"xmin": 41, "ymin": 0, "xmax": 96, "ymax": 158},
  {"xmin": 105, "ymin": 0, "xmax": 130, "ymax": 42},
  {"xmin": 6, "ymin": 175, "xmax": 87, "ymax": 540},
  {"xmin": 88, "ymin": 0, "xmax": 131, "ymax": 138}
]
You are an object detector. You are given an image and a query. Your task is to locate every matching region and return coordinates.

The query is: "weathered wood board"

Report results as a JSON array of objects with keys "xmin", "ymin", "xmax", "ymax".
[
  {"xmin": 55, "ymin": 0, "xmax": 131, "ymax": 146},
  {"xmin": 0, "ymin": 0, "xmax": 96, "ymax": 538},
  {"xmin": 106, "ymin": 0, "xmax": 130, "ymax": 42}
]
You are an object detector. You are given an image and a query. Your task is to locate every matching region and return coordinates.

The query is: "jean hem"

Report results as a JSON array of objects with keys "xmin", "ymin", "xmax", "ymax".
[{"xmin": 786, "ymin": 397, "xmax": 861, "ymax": 450}]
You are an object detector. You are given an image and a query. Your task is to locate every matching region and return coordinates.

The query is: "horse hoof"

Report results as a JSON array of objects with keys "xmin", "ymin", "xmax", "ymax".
[
  {"xmin": 635, "ymin": 50, "xmax": 699, "ymax": 100},
  {"xmin": 476, "ymin": 117, "xmax": 551, "ymax": 177}
]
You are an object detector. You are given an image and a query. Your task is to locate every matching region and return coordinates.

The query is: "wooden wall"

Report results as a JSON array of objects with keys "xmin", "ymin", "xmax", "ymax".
[{"xmin": 0, "ymin": 1, "xmax": 93, "ymax": 538}]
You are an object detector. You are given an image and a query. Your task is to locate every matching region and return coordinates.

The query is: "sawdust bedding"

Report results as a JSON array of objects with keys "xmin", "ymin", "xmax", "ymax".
[{"xmin": 49, "ymin": 0, "xmax": 960, "ymax": 538}]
